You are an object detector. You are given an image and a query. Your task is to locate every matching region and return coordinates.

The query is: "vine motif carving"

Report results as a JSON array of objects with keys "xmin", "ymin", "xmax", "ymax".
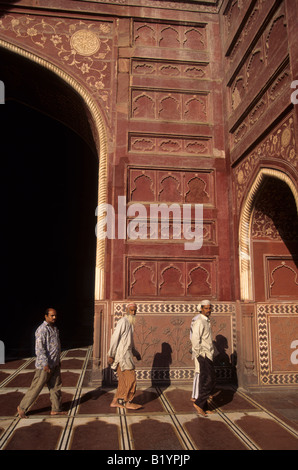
[
  {"xmin": 234, "ymin": 115, "xmax": 296, "ymax": 211},
  {"xmin": 252, "ymin": 177, "xmax": 298, "ymax": 241},
  {"xmin": 0, "ymin": 14, "xmax": 113, "ymax": 115}
]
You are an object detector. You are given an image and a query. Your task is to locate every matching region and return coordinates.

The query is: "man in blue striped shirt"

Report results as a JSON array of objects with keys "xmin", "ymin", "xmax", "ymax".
[{"xmin": 17, "ymin": 308, "xmax": 66, "ymax": 418}]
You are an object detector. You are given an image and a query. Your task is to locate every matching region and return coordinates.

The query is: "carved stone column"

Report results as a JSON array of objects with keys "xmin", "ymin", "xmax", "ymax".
[
  {"xmin": 236, "ymin": 301, "xmax": 258, "ymax": 388},
  {"xmin": 91, "ymin": 302, "xmax": 108, "ymax": 385}
]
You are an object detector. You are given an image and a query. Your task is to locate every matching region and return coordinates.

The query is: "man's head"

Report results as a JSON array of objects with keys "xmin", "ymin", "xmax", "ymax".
[
  {"xmin": 45, "ymin": 308, "xmax": 57, "ymax": 326},
  {"xmin": 200, "ymin": 300, "xmax": 212, "ymax": 318},
  {"xmin": 126, "ymin": 303, "xmax": 137, "ymax": 325}
]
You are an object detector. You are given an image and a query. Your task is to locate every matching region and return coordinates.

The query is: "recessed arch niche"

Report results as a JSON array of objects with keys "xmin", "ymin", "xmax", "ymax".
[
  {"xmin": 238, "ymin": 168, "xmax": 298, "ymax": 301},
  {"xmin": 0, "ymin": 40, "xmax": 108, "ymax": 355}
]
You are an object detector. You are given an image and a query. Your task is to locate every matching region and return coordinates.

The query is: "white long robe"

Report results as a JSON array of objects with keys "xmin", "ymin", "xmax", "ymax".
[
  {"xmin": 108, "ymin": 316, "xmax": 136, "ymax": 371},
  {"xmin": 191, "ymin": 313, "xmax": 214, "ymax": 361}
]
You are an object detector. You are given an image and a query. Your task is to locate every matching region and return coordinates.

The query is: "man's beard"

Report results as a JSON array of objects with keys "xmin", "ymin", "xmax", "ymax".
[{"xmin": 126, "ymin": 314, "xmax": 136, "ymax": 327}]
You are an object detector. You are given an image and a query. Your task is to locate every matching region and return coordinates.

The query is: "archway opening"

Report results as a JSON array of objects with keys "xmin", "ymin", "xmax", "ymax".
[
  {"xmin": 251, "ymin": 176, "xmax": 298, "ymax": 301},
  {"xmin": 0, "ymin": 48, "xmax": 99, "ymax": 358}
]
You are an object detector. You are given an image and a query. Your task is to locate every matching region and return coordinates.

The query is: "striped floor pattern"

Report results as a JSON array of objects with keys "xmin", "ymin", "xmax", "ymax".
[{"xmin": 1, "ymin": 347, "xmax": 298, "ymax": 451}]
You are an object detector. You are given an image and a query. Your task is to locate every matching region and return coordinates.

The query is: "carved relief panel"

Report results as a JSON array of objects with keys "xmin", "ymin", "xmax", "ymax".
[
  {"xmin": 127, "ymin": 258, "xmax": 217, "ymax": 299},
  {"xmin": 128, "ymin": 167, "xmax": 215, "ymax": 205},
  {"xmin": 129, "ymin": 134, "xmax": 212, "ymax": 157},
  {"xmin": 132, "ymin": 59, "xmax": 210, "ymax": 80},
  {"xmin": 230, "ymin": 62, "xmax": 291, "ymax": 150},
  {"xmin": 111, "ymin": 302, "xmax": 236, "ymax": 383},
  {"xmin": 229, "ymin": 3, "xmax": 288, "ymax": 114},
  {"xmin": 266, "ymin": 257, "xmax": 298, "ymax": 300},
  {"xmin": 131, "ymin": 89, "xmax": 209, "ymax": 123},
  {"xmin": 225, "ymin": 2, "xmax": 290, "ymax": 164},
  {"xmin": 133, "ymin": 22, "xmax": 207, "ymax": 51}
]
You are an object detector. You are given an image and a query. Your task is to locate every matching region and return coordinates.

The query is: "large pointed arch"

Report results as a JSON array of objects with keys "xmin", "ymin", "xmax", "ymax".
[
  {"xmin": 0, "ymin": 38, "xmax": 108, "ymax": 300},
  {"xmin": 238, "ymin": 168, "xmax": 298, "ymax": 301}
]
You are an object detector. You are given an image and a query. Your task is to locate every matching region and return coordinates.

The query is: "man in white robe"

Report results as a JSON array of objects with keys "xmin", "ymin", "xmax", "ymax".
[
  {"xmin": 191, "ymin": 300, "xmax": 216, "ymax": 416},
  {"xmin": 190, "ymin": 311, "xmax": 200, "ymax": 402},
  {"xmin": 108, "ymin": 303, "xmax": 142, "ymax": 409}
]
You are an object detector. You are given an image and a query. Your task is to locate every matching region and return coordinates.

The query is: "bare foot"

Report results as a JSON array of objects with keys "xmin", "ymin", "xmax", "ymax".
[
  {"xmin": 190, "ymin": 398, "xmax": 196, "ymax": 402},
  {"xmin": 17, "ymin": 406, "xmax": 28, "ymax": 419},
  {"xmin": 125, "ymin": 402, "xmax": 142, "ymax": 410},
  {"xmin": 50, "ymin": 411, "xmax": 68, "ymax": 416},
  {"xmin": 193, "ymin": 403, "xmax": 206, "ymax": 417},
  {"xmin": 205, "ymin": 410, "xmax": 215, "ymax": 415},
  {"xmin": 110, "ymin": 399, "xmax": 125, "ymax": 409}
]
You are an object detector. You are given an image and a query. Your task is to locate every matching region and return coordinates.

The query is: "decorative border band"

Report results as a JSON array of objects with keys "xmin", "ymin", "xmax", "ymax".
[
  {"xmin": 257, "ymin": 303, "xmax": 298, "ymax": 386},
  {"xmin": 110, "ymin": 301, "xmax": 236, "ymax": 384}
]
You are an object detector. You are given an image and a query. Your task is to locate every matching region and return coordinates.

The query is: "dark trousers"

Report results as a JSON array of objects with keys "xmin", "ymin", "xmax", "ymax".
[{"xmin": 194, "ymin": 355, "xmax": 216, "ymax": 411}]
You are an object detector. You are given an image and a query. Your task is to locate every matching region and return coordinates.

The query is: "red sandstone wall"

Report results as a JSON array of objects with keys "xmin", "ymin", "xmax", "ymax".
[
  {"xmin": 219, "ymin": 0, "xmax": 298, "ymax": 388},
  {"xmin": 0, "ymin": 1, "xmax": 231, "ymax": 303},
  {"xmin": 109, "ymin": 11, "xmax": 232, "ymax": 303},
  {"xmin": 219, "ymin": 0, "xmax": 298, "ymax": 299},
  {"xmin": 1, "ymin": 0, "xmax": 297, "ymax": 387},
  {"xmin": 106, "ymin": 4, "xmax": 235, "ymax": 382},
  {"xmin": 0, "ymin": 0, "xmax": 236, "ymax": 384}
]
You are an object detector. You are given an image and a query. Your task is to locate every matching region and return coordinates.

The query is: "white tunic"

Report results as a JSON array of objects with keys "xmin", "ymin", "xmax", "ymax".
[
  {"xmin": 190, "ymin": 314, "xmax": 200, "ymax": 373},
  {"xmin": 108, "ymin": 316, "xmax": 136, "ymax": 371},
  {"xmin": 191, "ymin": 313, "xmax": 214, "ymax": 361}
]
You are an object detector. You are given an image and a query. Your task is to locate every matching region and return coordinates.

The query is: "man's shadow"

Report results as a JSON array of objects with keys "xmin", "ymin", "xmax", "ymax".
[
  {"xmin": 151, "ymin": 342, "xmax": 172, "ymax": 390},
  {"xmin": 213, "ymin": 335, "xmax": 230, "ymax": 366},
  {"xmin": 36, "ymin": 345, "xmax": 173, "ymax": 413},
  {"xmin": 211, "ymin": 334, "xmax": 238, "ymax": 407},
  {"xmin": 134, "ymin": 342, "xmax": 172, "ymax": 407}
]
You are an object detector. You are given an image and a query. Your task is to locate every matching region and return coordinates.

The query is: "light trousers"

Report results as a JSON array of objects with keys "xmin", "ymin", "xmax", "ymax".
[
  {"xmin": 19, "ymin": 365, "xmax": 62, "ymax": 413},
  {"xmin": 192, "ymin": 372, "xmax": 200, "ymax": 400},
  {"xmin": 115, "ymin": 365, "xmax": 136, "ymax": 403}
]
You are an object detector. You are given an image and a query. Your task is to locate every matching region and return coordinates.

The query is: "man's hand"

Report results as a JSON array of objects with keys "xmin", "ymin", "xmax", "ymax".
[
  {"xmin": 44, "ymin": 365, "xmax": 51, "ymax": 373},
  {"xmin": 132, "ymin": 347, "xmax": 141, "ymax": 361}
]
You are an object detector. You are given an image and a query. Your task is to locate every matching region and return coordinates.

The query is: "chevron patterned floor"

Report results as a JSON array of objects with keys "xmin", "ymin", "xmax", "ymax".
[{"xmin": 1, "ymin": 346, "xmax": 298, "ymax": 451}]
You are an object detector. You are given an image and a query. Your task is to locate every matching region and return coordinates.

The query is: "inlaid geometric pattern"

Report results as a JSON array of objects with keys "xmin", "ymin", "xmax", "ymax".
[
  {"xmin": 111, "ymin": 302, "xmax": 237, "ymax": 384},
  {"xmin": 113, "ymin": 301, "xmax": 236, "ymax": 317},
  {"xmin": 257, "ymin": 303, "xmax": 298, "ymax": 386}
]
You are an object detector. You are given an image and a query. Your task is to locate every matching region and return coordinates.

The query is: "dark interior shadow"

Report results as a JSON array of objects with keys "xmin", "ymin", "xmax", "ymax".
[
  {"xmin": 1, "ymin": 98, "xmax": 97, "ymax": 359},
  {"xmin": 254, "ymin": 177, "xmax": 298, "ymax": 269},
  {"xmin": 0, "ymin": 1, "xmax": 21, "ymax": 18}
]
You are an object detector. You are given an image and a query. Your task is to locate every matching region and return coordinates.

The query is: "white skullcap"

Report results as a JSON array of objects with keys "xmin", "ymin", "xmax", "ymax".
[
  {"xmin": 201, "ymin": 299, "xmax": 211, "ymax": 306},
  {"xmin": 126, "ymin": 302, "xmax": 137, "ymax": 309}
]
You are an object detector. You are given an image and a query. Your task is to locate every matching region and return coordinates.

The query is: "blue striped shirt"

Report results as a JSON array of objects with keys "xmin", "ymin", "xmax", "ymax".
[{"xmin": 35, "ymin": 321, "xmax": 61, "ymax": 369}]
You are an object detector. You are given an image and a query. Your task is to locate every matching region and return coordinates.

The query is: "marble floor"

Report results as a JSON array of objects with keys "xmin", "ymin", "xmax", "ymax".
[{"xmin": 1, "ymin": 346, "xmax": 298, "ymax": 451}]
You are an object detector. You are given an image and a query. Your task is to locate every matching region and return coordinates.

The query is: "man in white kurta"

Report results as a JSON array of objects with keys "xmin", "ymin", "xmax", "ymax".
[
  {"xmin": 191, "ymin": 301, "xmax": 216, "ymax": 416},
  {"xmin": 190, "ymin": 312, "xmax": 200, "ymax": 401},
  {"xmin": 108, "ymin": 303, "xmax": 142, "ymax": 409}
]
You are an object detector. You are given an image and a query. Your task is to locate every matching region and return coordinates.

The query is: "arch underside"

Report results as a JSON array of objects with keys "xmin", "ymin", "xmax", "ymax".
[
  {"xmin": 239, "ymin": 168, "xmax": 298, "ymax": 301},
  {"xmin": 0, "ymin": 38, "xmax": 108, "ymax": 301}
]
